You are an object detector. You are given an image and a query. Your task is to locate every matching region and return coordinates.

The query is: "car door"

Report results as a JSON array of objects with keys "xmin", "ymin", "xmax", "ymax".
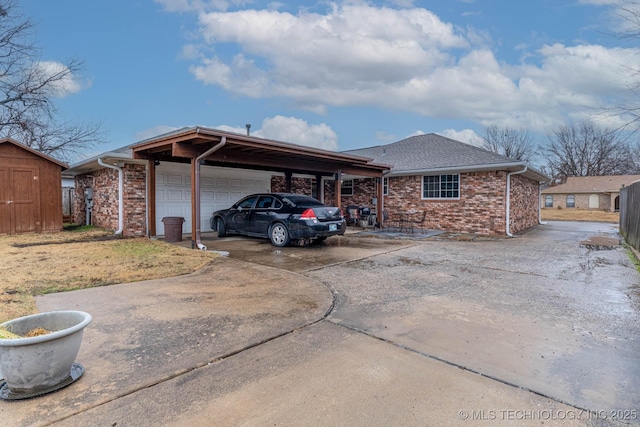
[
  {"xmin": 228, "ymin": 195, "xmax": 257, "ymax": 233},
  {"xmin": 250, "ymin": 195, "xmax": 277, "ymax": 235}
]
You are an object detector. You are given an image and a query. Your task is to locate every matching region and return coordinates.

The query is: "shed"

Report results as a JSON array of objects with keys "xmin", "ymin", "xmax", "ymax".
[{"xmin": 0, "ymin": 138, "xmax": 69, "ymax": 234}]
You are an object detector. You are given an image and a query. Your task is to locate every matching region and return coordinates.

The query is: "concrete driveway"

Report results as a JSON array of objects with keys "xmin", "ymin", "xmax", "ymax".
[{"xmin": 2, "ymin": 221, "xmax": 638, "ymax": 426}]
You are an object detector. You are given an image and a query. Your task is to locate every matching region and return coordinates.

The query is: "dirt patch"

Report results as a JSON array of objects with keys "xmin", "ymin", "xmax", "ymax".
[{"xmin": 0, "ymin": 228, "xmax": 216, "ymax": 323}]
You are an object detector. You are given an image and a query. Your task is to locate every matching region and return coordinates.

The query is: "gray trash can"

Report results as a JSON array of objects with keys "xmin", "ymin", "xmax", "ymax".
[{"xmin": 162, "ymin": 217, "xmax": 185, "ymax": 243}]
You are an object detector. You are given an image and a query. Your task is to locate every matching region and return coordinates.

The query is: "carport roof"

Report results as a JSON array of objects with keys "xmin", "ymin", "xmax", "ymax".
[{"xmin": 132, "ymin": 126, "xmax": 391, "ymax": 178}]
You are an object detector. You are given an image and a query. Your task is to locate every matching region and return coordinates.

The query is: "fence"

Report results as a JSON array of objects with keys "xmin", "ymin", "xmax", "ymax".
[{"xmin": 620, "ymin": 180, "xmax": 640, "ymax": 252}]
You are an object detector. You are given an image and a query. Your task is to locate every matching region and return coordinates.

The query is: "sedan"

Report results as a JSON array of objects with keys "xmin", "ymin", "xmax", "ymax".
[{"xmin": 210, "ymin": 193, "xmax": 346, "ymax": 247}]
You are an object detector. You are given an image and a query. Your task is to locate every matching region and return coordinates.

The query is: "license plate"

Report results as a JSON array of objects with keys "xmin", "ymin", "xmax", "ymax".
[{"xmin": 329, "ymin": 224, "xmax": 337, "ymax": 231}]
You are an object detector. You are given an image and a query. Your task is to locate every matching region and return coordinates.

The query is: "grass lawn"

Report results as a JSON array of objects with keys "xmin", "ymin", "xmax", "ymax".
[
  {"xmin": 540, "ymin": 208, "xmax": 619, "ymax": 223},
  {"xmin": 0, "ymin": 226, "xmax": 216, "ymax": 323}
]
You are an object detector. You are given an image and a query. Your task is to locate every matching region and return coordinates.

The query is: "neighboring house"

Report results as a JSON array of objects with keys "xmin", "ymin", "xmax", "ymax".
[
  {"xmin": 63, "ymin": 128, "xmax": 548, "ymax": 239},
  {"xmin": 541, "ymin": 175, "xmax": 640, "ymax": 212},
  {"xmin": 0, "ymin": 138, "xmax": 68, "ymax": 235},
  {"xmin": 341, "ymin": 134, "xmax": 548, "ymax": 235}
]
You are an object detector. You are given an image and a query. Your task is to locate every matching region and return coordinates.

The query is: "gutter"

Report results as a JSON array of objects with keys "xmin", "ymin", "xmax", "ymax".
[
  {"xmin": 538, "ymin": 183, "xmax": 547, "ymax": 225},
  {"xmin": 193, "ymin": 135, "xmax": 227, "ymax": 250},
  {"xmin": 505, "ymin": 166, "xmax": 528, "ymax": 237},
  {"xmin": 97, "ymin": 158, "xmax": 124, "ymax": 235}
]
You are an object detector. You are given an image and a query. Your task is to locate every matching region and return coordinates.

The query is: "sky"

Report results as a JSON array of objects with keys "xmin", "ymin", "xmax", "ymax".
[{"xmin": 20, "ymin": 0, "xmax": 640, "ymax": 161}]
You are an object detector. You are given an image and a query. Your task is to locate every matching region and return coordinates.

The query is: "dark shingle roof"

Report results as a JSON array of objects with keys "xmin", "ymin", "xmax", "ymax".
[{"xmin": 344, "ymin": 133, "xmax": 522, "ymax": 174}]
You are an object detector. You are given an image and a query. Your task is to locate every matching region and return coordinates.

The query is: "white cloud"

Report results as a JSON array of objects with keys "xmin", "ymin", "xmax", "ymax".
[
  {"xmin": 36, "ymin": 61, "xmax": 85, "ymax": 97},
  {"xmin": 154, "ymin": 0, "xmax": 232, "ymax": 12},
  {"xmin": 135, "ymin": 125, "xmax": 180, "ymax": 141},
  {"xmin": 437, "ymin": 129, "xmax": 483, "ymax": 146},
  {"xmin": 136, "ymin": 117, "xmax": 338, "ymax": 150},
  {"xmin": 374, "ymin": 131, "xmax": 397, "ymax": 142},
  {"xmin": 253, "ymin": 116, "xmax": 339, "ymax": 151},
  {"xmin": 174, "ymin": 3, "xmax": 640, "ymax": 134}
]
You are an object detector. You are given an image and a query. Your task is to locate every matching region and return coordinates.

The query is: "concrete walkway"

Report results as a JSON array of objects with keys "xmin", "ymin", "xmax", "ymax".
[
  {"xmin": 2, "ymin": 258, "xmax": 332, "ymax": 426},
  {"xmin": 2, "ymin": 222, "xmax": 636, "ymax": 426}
]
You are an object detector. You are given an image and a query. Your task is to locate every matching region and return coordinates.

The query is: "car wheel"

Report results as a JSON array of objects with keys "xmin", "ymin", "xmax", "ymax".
[
  {"xmin": 217, "ymin": 218, "xmax": 227, "ymax": 238},
  {"xmin": 269, "ymin": 223, "xmax": 290, "ymax": 247}
]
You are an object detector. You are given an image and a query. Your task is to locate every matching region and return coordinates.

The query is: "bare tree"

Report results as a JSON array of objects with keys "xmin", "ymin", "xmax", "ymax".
[
  {"xmin": 0, "ymin": 0, "xmax": 103, "ymax": 160},
  {"xmin": 541, "ymin": 121, "xmax": 639, "ymax": 182},
  {"xmin": 601, "ymin": 2, "xmax": 640, "ymax": 134},
  {"xmin": 482, "ymin": 125, "xmax": 536, "ymax": 163}
]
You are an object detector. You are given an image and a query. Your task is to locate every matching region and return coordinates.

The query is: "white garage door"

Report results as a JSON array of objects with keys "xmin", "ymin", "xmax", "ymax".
[{"xmin": 155, "ymin": 163, "xmax": 271, "ymax": 236}]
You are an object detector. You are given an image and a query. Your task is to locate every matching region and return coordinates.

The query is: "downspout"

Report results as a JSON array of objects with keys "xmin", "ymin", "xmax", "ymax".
[
  {"xmin": 194, "ymin": 136, "xmax": 227, "ymax": 250},
  {"xmin": 97, "ymin": 158, "xmax": 124, "ymax": 235},
  {"xmin": 505, "ymin": 166, "xmax": 527, "ymax": 237},
  {"xmin": 538, "ymin": 182, "xmax": 547, "ymax": 225}
]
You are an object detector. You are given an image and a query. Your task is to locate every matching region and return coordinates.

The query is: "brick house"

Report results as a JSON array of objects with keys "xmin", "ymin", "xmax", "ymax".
[
  {"xmin": 341, "ymin": 134, "xmax": 548, "ymax": 235},
  {"xmin": 64, "ymin": 129, "xmax": 547, "ymax": 238},
  {"xmin": 541, "ymin": 175, "xmax": 640, "ymax": 212}
]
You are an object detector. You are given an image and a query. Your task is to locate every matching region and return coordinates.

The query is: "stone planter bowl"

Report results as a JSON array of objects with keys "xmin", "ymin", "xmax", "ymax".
[{"xmin": 0, "ymin": 310, "xmax": 92, "ymax": 395}]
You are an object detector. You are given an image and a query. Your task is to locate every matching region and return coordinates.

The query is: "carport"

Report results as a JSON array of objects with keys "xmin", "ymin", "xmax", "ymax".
[{"xmin": 132, "ymin": 127, "xmax": 390, "ymax": 248}]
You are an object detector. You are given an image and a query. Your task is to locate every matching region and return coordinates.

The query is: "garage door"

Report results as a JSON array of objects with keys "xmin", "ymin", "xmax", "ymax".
[{"xmin": 155, "ymin": 163, "xmax": 271, "ymax": 236}]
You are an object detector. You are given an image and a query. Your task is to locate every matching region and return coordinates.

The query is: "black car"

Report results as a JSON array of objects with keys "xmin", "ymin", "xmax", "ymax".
[{"xmin": 210, "ymin": 193, "xmax": 346, "ymax": 247}]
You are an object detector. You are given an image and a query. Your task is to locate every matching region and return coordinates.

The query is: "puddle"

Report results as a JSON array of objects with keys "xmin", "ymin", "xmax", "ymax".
[{"xmin": 580, "ymin": 235, "xmax": 620, "ymax": 250}]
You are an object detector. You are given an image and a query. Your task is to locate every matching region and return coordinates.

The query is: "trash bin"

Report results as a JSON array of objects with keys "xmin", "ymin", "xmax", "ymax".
[{"xmin": 162, "ymin": 217, "xmax": 185, "ymax": 243}]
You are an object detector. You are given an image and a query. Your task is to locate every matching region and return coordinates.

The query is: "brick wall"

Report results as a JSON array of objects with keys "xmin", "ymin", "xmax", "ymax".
[
  {"xmin": 509, "ymin": 174, "xmax": 540, "ymax": 234},
  {"xmin": 271, "ymin": 176, "xmax": 313, "ymax": 195},
  {"xmin": 326, "ymin": 171, "xmax": 537, "ymax": 235},
  {"xmin": 380, "ymin": 172, "xmax": 508, "ymax": 235},
  {"xmin": 73, "ymin": 164, "xmax": 147, "ymax": 236},
  {"xmin": 323, "ymin": 178, "xmax": 377, "ymax": 209}
]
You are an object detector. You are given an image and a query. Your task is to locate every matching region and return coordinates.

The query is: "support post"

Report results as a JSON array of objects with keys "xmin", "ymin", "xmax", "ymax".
[
  {"xmin": 285, "ymin": 172, "xmax": 292, "ymax": 192},
  {"xmin": 377, "ymin": 176, "xmax": 383, "ymax": 228},
  {"xmin": 334, "ymin": 170, "xmax": 342, "ymax": 209},
  {"xmin": 148, "ymin": 159, "xmax": 157, "ymax": 237},
  {"xmin": 190, "ymin": 158, "xmax": 197, "ymax": 249}
]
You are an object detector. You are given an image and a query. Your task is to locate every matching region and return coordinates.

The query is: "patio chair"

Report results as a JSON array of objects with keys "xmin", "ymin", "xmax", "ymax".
[
  {"xmin": 407, "ymin": 210, "xmax": 427, "ymax": 234},
  {"xmin": 380, "ymin": 210, "xmax": 389, "ymax": 230}
]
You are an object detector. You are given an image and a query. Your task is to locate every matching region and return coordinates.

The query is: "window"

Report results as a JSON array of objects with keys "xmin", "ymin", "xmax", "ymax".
[
  {"xmin": 341, "ymin": 179, "xmax": 354, "ymax": 196},
  {"xmin": 422, "ymin": 174, "xmax": 459, "ymax": 199},
  {"xmin": 237, "ymin": 196, "xmax": 257, "ymax": 209},
  {"xmin": 255, "ymin": 196, "xmax": 275, "ymax": 209},
  {"xmin": 566, "ymin": 194, "xmax": 575, "ymax": 208},
  {"xmin": 383, "ymin": 177, "xmax": 389, "ymax": 196},
  {"xmin": 545, "ymin": 195, "xmax": 553, "ymax": 208},
  {"xmin": 311, "ymin": 179, "xmax": 318, "ymax": 200}
]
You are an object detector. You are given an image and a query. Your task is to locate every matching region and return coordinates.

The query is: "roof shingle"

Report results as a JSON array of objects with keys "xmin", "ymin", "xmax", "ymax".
[{"xmin": 541, "ymin": 175, "xmax": 640, "ymax": 194}]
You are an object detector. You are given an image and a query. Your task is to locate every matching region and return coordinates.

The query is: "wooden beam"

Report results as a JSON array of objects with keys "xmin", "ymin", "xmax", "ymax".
[
  {"xmin": 315, "ymin": 175, "xmax": 322, "ymax": 201},
  {"xmin": 285, "ymin": 172, "xmax": 292, "ymax": 192},
  {"xmin": 210, "ymin": 151, "xmax": 343, "ymax": 174},
  {"xmin": 190, "ymin": 158, "xmax": 197, "ymax": 249},
  {"xmin": 173, "ymin": 142, "xmax": 203, "ymax": 159},
  {"xmin": 335, "ymin": 170, "xmax": 342, "ymax": 210},
  {"xmin": 148, "ymin": 159, "xmax": 157, "ymax": 237},
  {"xmin": 376, "ymin": 176, "xmax": 384, "ymax": 228}
]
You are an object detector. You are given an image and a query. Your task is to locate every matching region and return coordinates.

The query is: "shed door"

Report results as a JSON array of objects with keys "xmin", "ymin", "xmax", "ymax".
[
  {"xmin": 0, "ymin": 166, "xmax": 10, "ymax": 234},
  {"xmin": 0, "ymin": 166, "xmax": 40, "ymax": 234}
]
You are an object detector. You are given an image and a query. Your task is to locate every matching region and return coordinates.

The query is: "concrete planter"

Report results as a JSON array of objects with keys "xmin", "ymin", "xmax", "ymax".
[{"xmin": 0, "ymin": 311, "xmax": 91, "ymax": 397}]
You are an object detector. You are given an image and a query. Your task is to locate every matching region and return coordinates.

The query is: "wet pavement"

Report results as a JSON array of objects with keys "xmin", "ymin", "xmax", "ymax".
[
  {"xmin": 189, "ymin": 222, "xmax": 640, "ymax": 418},
  {"xmin": 307, "ymin": 221, "xmax": 640, "ymax": 416},
  {"xmin": 3, "ymin": 221, "xmax": 639, "ymax": 426},
  {"xmin": 189, "ymin": 231, "xmax": 414, "ymax": 273}
]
